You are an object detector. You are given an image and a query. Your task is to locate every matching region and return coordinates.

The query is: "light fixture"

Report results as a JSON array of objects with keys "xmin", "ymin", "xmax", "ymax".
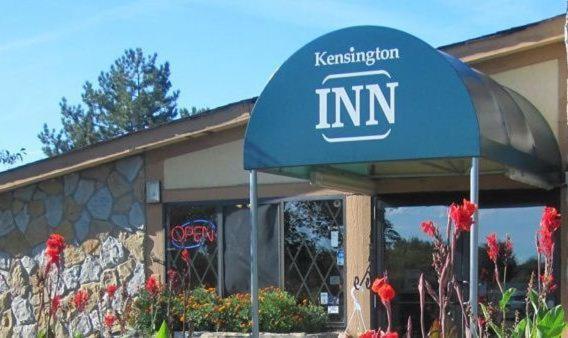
[{"xmin": 145, "ymin": 180, "xmax": 161, "ymax": 203}]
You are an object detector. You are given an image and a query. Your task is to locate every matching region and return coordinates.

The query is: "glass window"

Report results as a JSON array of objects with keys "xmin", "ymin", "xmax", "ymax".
[
  {"xmin": 222, "ymin": 203, "xmax": 280, "ymax": 294},
  {"xmin": 166, "ymin": 205, "xmax": 219, "ymax": 288},
  {"xmin": 284, "ymin": 199, "xmax": 345, "ymax": 324},
  {"xmin": 380, "ymin": 203, "xmax": 549, "ymax": 333}
]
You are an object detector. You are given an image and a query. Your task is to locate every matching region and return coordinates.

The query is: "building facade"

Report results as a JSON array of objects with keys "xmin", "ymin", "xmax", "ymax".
[{"xmin": 0, "ymin": 15, "xmax": 565, "ymax": 336}]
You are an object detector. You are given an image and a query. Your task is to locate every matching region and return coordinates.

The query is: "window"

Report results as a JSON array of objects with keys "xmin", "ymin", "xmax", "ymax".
[
  {"xmin": 166, "ymin": 205, "xmax": 219, "ymax": 288},
  {"xmin": 284, "ymin": 199, "xmax": 345, "ymax": 324},
  {"xmin": 379, "ymin": 202, "xmax": 551, "ymax": 333},
  {"xmin": 165, "ymin": 197, "xmax": 347, "ymax": 326}
]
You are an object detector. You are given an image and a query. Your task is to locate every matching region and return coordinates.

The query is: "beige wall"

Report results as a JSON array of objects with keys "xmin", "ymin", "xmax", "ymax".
[
  {"xmin": 345, "ymin": 195, "xmax": 372, "ymax": 335},
  {"xmin": 491, "ymin": 59, "xmax": 559, "ymax": 137},
  {"xmin": 163, "ymin": 140, "xmax": 304, "ymax": 190}
]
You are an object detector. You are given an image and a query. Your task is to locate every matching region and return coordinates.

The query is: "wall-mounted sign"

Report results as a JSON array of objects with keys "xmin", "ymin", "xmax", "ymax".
[{"xmin": 170, "ymin": 219, "xmax": 217, "ymax": 250}]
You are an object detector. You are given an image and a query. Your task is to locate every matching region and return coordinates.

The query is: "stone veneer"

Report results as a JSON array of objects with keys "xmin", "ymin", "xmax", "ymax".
[{"xmin": 0, "ymin": 155, "xmax": 147, "ymax": 337}]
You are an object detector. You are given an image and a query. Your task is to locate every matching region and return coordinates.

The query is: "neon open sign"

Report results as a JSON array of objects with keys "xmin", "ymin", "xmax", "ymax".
[{"xmin": 170, "ymin": 219, "xmax": 217, "ymax": 249}]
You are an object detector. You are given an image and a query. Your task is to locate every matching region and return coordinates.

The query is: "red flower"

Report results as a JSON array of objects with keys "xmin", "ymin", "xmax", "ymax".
[
  {"xmin": 167, "ymin": 268, "xmax": 179, "ymax": 284},
  {"xmin": 540, "ymin": 207, "xmax": 561, "ymax": 233},
  {"xmin": 449, "ymin": 199, "xmax": 477, "ymax": 232},
  {"xmin": 181, "ymin": 249, "xmax": 191, "ymax": 264},
  {"xmin": 49, "ymin": 295, "xmax": 61, "ymax": 316},
  {"xmin": 106, "ymin": 284, "xmax": 118, "ymax": 299},
  {"xmin": 504, "ymin": 235, "xmax": 513, "ymax": 260},
  {"xmin": 371, "ymin": 277, "xmax": 386, "ymax": 294},
  {"xmin": 377, "ymin": 283, "xmax": 396, "ymax": 303},
  {"xmin": 380, "ymin": 332, "xmax": 398, "ymax": 338},
  {"xmin": 73, "ymin": 290, "xmax": 89, "ymax": 312},
  {"xmin": 145, "ymin": 275, "xmax": 160, "ymax": 295},
  {"xmin": 538, "ymin": 229, "xmax": 554, "ymax": 258},
  {"xmin": 420, "ymin": 221, "xmax": 436, "ymax": 237},
  {"xmin": 104, "ymin": 313, "xmax": 116, "ymax": 328},
  {"xmin": 359, "ymin": 330, "xmax": 378, "ymax": 338},
  {"xmin": 45, "ymin": 234, "xmax": 66, "ymax": 271},
  {"xmin": 486, "ymin": 233, "xmax": 499, "ymax": 263}
]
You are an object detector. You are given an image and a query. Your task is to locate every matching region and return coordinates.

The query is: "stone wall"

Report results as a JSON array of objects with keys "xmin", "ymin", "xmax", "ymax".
[{"xmin": 0, "ymin": 155, "xmax": 147, "ymax": 337}]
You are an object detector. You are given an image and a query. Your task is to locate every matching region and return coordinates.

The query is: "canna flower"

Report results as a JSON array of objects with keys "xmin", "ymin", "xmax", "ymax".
[
  {"xmin": 503, "ymin": 234, "xmax": 513, "ymax": 260},
  {"xmin": 486, "ymin": 233, "xmax": 499, "ymax": 263},
  {"xmin": 73, "ymin": 290, "xmax": 89, "ymax": 312},
  {"xmin": 181, "ymin": 249, "xmax": 191, "ymax": 264},
  {"xmin": 420, "ymin": 221, "xmax": 436, "ymax": 237},
  {"xmin": 537, "ymin": 229, "xmax": 554, "ymax": 258},
  {"xmin": 145, "ymin": 275, "xmax": 160, "ymax": 295},
  {"xmin": 106, "ymin": 284, "xmax": 118, "ymax": 299},
  {"xmin": 381, "ymin": 332, "xmax": 398, "ymax": 338},
  {"xmin": 540, "ymin": 207, "xmax": 561, "ymax": 233},
  {"xmin": 104, "ymin": 313, "xmax": 117, "ymax": 328},
  {"xmin": 377, "ymin": 283, "xmax": 396, "ymax": 303},
  {"xmin": 45, "ymin": 233, "xmax": 66, "ymax": 271},
  {"xmin": 449, "ymin": 199, "xmax": 477, "ymax": 232},
  {"xmin": 371, "ymin": 277, "xmax": 386, "ymax": 294},
  {"xmin": 359, "ymin": 330, "xmax": 377, "ymax": 338},
  {"xmin": 49, "ymin": 295, "xmax": 61, "ymax": 316}
]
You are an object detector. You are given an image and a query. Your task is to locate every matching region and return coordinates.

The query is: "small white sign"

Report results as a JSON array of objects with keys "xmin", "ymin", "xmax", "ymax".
[
  {"xmin": 327, "ymin": 305, "xmax": 339, "ymax": 314},
  {"xmin": 320, "ymin": 292, "xmax": 328, "ymax": 305},
  {"xmin": 330, "ymin": 231, "xmax": 339, "ymax": 247}
]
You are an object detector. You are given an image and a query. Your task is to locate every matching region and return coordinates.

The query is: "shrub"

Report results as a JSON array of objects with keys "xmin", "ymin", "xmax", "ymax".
[
  {"xmin": 296, "ymin": 302, "xmax": 327, "ymax": 333},
  {"xmin": 183, "ymin": 287, "xmax": 219, "ymax": 331},
  {"xmin": 215, "ymin": 292, "xmax": 252, "ymax": 332},
  {"xmin": 259, "ymin": 287, "xmax": 299, "ymax": 332}
]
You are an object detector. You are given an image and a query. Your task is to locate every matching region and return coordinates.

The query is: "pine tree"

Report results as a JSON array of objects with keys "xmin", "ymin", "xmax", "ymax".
[{"xmin": 39, "ymin": 48, "xmax": 197, "ymax": 157}]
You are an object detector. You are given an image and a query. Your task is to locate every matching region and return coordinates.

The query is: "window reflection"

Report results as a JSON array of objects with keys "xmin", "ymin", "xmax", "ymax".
[
  {"xmin": 381, "ymin": 204, "xmax": 546, "ymax": 333},
  {"xmin": 284, "ymin": 199, "xmax": 345, "ymax": 324}
]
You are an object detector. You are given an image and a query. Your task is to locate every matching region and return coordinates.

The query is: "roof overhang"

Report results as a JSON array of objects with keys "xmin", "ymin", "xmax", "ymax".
[{"xmin": 243, "ymin": 26, "xmax": 562, "ymax": 191}]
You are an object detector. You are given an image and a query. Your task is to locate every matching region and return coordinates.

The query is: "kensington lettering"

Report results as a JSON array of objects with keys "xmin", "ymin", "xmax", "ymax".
[
  {"xmin": 315, "ymin": 47, "xmax": 399, "ymax": 67},
  {"xmin": 315, "ymin": 70, "xmax": 398, "ymax": 143}
]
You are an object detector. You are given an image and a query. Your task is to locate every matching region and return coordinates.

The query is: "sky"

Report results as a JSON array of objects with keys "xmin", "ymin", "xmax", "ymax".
[
  {"xmin": 0, "ymin": 0, "xmax": 564, "ymax": 171},
  {"xmin": 386, "ymin": 205, "xmax": 541, "ymax": 262}
]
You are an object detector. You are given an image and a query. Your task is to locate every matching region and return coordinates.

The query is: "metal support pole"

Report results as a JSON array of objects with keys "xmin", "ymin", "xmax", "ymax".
[
  {"xmin": 249, "ymin": 170, "xmax": 259, "ymax": 338},
  {"xmin": 469, "ymin": 157, "xmax": 479, "ymax": 337}
]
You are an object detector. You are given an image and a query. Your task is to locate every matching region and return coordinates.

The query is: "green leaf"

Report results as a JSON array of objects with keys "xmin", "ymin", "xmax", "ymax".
[
  {"xmin": 155, "ymin": 320, "xmax": 170, "ymax": 338},
  {"xmin": 480, "ymin": 303, "xmax": 490, "ymax": 320},
  {"xmin": 512, "ymin": 318, "xmax": 526, "ymax": 337},
  {"xmin": 499, "ymin": 287, "xmax": 516, "ymax": 311},
  {"xmin": 536, "ymin": 305, "xmax": 566, "ymax": 337},
  {"xmin": 73, "ymin": 333, "xmax": 84, "ymax": 338},
  {"xmin": 528, "ymin": 289, "xmax": 540, "ymax": 313},
  {"xmin": 489, "ymin": 323, "xmax": 504, "ymax": 338},
  {"xmin": 36, "ymin": 330, "xmax": 47, "ymax": 338}
]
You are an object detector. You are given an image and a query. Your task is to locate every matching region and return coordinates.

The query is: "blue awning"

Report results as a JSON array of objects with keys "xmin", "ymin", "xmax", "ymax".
[{"xmin": 243, "ymin": 26, "xmax": 562, "ymax": 189}]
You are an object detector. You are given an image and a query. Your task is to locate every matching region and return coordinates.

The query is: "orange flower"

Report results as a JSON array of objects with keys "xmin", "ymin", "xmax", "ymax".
[{"xmin": 381, "ymin": 332, "xmax": 398, "ymax": 338}]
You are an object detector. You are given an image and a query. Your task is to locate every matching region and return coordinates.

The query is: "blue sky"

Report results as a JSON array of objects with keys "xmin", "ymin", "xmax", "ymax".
[{"xmin": 0, "ymin": 0, "xmax": 563, "ymax": 170}]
